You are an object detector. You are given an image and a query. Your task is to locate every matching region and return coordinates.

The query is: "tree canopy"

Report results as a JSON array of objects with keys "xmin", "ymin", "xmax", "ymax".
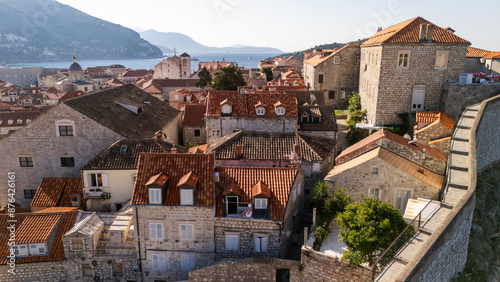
[
  {"xmin": 346, "ymin": 92, "xmax": 369, "ymax": 145},
  {"xmin": 335, "ymin": 197, "xmax": 413, "ymax": 266},
  {"xmin": 260, "ymin": 67, "xmax": 273, "ymax": 82},
  {"xmin": 195, "ymin": 67, "xmax": 212, "ymax": 88},
  {"xmin": 211, "ymin": 65, "xmax": 246, "ymax": 91}
]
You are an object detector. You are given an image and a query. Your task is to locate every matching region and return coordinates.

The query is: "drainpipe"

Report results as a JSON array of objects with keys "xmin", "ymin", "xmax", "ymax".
[{"xmin": 134, "ymin": 207, "xmax": 144, "ymax": 281}]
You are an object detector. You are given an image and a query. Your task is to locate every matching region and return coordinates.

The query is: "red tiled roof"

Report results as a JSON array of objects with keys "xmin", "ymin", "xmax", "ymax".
[
  {"xmin": 16, "ymin": 214, "xmax": 62, "ymax": 244},
  {"xmin": 152, "ymin": 78, "xmax": 199, "ymax": 88},
  {"xmin": 145, "ymin": 172, "xmax": 169, "ymax": 187},
  {"xmin": 31, "ymin": 178, "xmax": 83, "ymax": 208},
  {"xmin": 131, "ymin": 153, "xmax": 215, "ymax": 206},
  {"xmin": 216, "ymin": 167, "xmax": 300, "ymax": 220},
  {"xmin": 362, "ymin": 17, "xmax": 469, "ymax": 46},
  {"xmin": 59, "ymin": 91, "xmax": 86, "ymax": 103},
  {"xmin": 246, "ymin": 93, "xmax": 297, "ymax": 118},
  {"xmin": 188, "ymin": 144, "xmax": 208, "ymax": 154},
  {"xmin": 183, "ymin": 104, "xmax": 206, "ymax": 126},
  {"xmin": 483, "ymin": 51, "xmax": 500, "ymax": 59},
  {"xmin": 415, "ymin": 111, "xmax": 456, "ymax": 132},
  {"xmin": 466, "ymin": 47, "xmax": 490, "ymax": 58},
  {"xmin": 206, "ymin": 91, "xmax": 248, "ymax": 117},
  {"xmin": 0, "ymin": 212, "xmax": 77, "ymax": 264},
  {"xmin": 223, "ymin": 180, "xmax": 242, "ymax": 196},
  {"xmin": 199, "ymin": 61, "xmax": 234, "ymax": 70},
  {"xmin": 0, "ymin": 112, "xmax": 41, "ymax": 128},
  {"xmin": 177, "ymin": 171, "xmax": 199, "ymax": 187},
  {"xmin": 121, "ymin": 69, "xmax": 153, "ymax": 77},
  {"xmin": 34, "ymin": 207, "xmax": 79, "ymax": 213},
  {"xmin": 252, "ymin": 181, "xmax": 271, "ymax": 198}
]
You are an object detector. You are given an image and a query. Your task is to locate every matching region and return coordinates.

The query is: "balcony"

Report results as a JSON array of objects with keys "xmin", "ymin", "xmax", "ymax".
[
  {"xmin": 84, "ymin": 187, "xmax": 111, "ymax": 199},
  {"xmin": 222, "ymin": 201, "xmax": 269, "ymax": 220}
]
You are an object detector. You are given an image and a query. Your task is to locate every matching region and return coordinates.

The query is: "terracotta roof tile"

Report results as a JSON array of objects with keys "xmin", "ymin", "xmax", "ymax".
[
  {"xmin": 483, "ymin": 51, "xmax": 500, "ymax": 59},
  {"xmin": 252, "ymin": 181, "xmax": 272, "ymax": 198},
  {"xmin": 33, "ymin": 207, "xmax": 79, "ymax": 213},
  {"xmin": 188, "ymin": 144, "xmax": 208, "ymax": 154},
  {"xmin": 177, "ymin": 171, "xmax": 199, "ymax": 187},
  {"xmin": 223, "ymin": 180, "xmax": 242, "ymax": 196},
  {"xmin": 416, "ymin": 111, "xmax": 439, "ymax": 124},
  {"xmin": 206, "ymin": 131, "xmax": 336, "ymax": 162},
  {"xmin": 206, "ymin": 91, "xmax": 248, "ymax": 117},
  {"xmin": 247, "ymin": 93, "xmax": 297, "ymax": 118},
  {"xmin": 362, "ymin": 17, "xmax": 469, "ymax": 45},
  {"xmin": 0, "ymin": 212, "xmax": 77, "ymax": 264},
  {"xmin": 0, "ymin": 112, "xmax": 41, "ymax": 128},
  {"xmin": 145, "ymin": 172, "xmax": 169, "ymax": 187},
  {"xmin": 415, "ymin": 111, "xmax": 456, "ymax": 133},
  {"xmin": 216, "ymin": 167, "xmax": 299, "ymax": 220},
  {"xmin": 298, "ymin": 105, "xmax": 338, "ymax": 132},
  {"xmin": 16, "ymin": 214, "xmax": 62, "ymax": 244},
  {"xmin": 466, "ymin": 47, "xmax": 490, "ymax": 58},
  {"xmin": 31, "ymin": 178, "xmax": 83, "ymax": 208},
  {"xmin": 131, "ymin": 153, "xmax": 215, "ymax": 206}
]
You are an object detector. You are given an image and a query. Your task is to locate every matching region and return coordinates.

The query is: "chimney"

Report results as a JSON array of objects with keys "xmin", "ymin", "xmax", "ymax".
[
  {"xmin": 236, "ymin": 145, "xmax": 242, "ymax": 159},
  {"xmin": 293, "ymin": 144, "xmax": 299, "ymax": 155},
  {"xmin": 154, "ymin": 130, "xmax": 163, "ymax": 140},
  {"xmin": 426, "ymin": 25, "xmax": 434, "ymax": 42},
  {"xmin": 418, "ymin": 24, "xmax": 427, "ymax": 42},
  {"xmin": 377, "ymin": 27, "xmax": 382, "ymax": 31},
  {"xmin": 171, "ymin": 142, "xmax": 177, "ymax": 154}
]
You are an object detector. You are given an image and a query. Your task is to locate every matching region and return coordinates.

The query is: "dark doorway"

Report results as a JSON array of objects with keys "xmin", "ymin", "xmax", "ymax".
[
  {"xmin": 276, "ymin": 269, "xmax": 290, "ymax": 282},
  {"xmin": 226, "ymin": 196, "xmax": 238, "ymax": 214}
]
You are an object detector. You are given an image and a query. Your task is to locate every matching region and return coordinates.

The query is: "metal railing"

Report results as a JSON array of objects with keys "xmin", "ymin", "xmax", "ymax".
[{"xmin": 364, "ymin": 190, "xmax": 442, "ymax": 281}]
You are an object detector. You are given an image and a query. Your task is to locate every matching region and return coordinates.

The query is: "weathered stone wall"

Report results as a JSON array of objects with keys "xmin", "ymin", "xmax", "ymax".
[
  {"xmin": 0, "ymin": 104, "xmax": 124, "ymax": 206},
  {"xmin": 415, "ymin": 123, "xmax": 453, "ymax": 146},
  {"xmin": 183, "ymin": 125, "xmax": 207, "ymax": 146},
  {"xmin": 442, "ymin": 82, "xmax": 500, "ymax": 120},
  {"xmin": 0, "ymin": 261, "xmax": 67, "ymax": 282},
  {"xmin": 475, "ymin": 96, "xmax": 500, "ymax": 172},
  {"xmin": 360, "ymin": 43, "xmax": 468, "ymax": 126},
  {"xmin": 429, "ymin": 138, "xmax": 451, "ymax": 159}
]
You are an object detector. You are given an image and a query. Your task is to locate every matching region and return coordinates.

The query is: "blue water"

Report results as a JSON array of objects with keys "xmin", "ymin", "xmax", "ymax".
[{"xmin": 5, "ymin": 53, "xmax": 281, "ymax": 71}]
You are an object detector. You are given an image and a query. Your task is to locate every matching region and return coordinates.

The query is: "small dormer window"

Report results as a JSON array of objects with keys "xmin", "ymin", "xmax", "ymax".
[
  {"xmin": 29, "ymin": 243, "xmax": 46, "ymax": 255},
  {"xmin": 149, "ymin": 188, "xmax": 161, "ymax": 204},
  {"xmin": 220, "ymin": 98, "xmax": 233, "ymax": 116},
  {"xmin": 254, "ymin": 198, "xmax": 268, "ymax": 209},
  {"xmin": 180, "ymin": 189, "xmax": 194, "ymax": 205},
  {"xmin": 293, "ymin": 82, "xmax": 299, "ymax": 86},
  {"xmin": 256, "ymin": 107, "xmax": 265, "ymax": 115},
  {"xmin": 284, "ymin": 82, "xmax": 289, "ymax": 86},
  {"xmin": 8, "ymin": 119, "xmax": 13, "ymax": 125},
  {"xmin": 26, "ymin": 119, "xmax": 32, "ymax": 124},
  {"xmin": 178, "ymin": 171, "xmax": 199, "ymax": 205},
  {"xmin": 12, "ymin": 245, "xmax": 28, "ymax": 257},
  {"xmin": 275, "ymin": 106, "xmax": 285, "ymax": 116},
  {"xmin": 17, "ymin": 119, "xmax": 22, "ymax": 125}
]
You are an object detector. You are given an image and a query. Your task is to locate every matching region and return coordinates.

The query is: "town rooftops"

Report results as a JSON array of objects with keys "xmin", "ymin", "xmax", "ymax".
[
  {"xmin": 466, "ymin": 47, "xmax": 490, "ymax": 58},
  {"xmin": 131, "ymin": 153, "xmax": 215, "ymax": 206},
  {"xmin": 304, "ymin": 43, "xmax": 360, "ymax": 67},
  {"xmin": 64, "ymin": 212, "xmax": 104, "ymax": 237},
  {"xmin": 182, "ymin": 104, "xmax": 206, "ymax": 126},
  {"xmin": 298, "ymin": 105, "xmax": 338, "ymax": 132},
  {"xmin": 0, "ymin": 211, "xmax": 77, "ymax": 264},
  {"xmin": 326, "ymin": 147, "xmax": 444, "ymax": 189},
  {"xmin": 415, "ymin": 111, "xmax": 456, "ymax": 132},
  {"xmin": 216, "ymin": 166, "xmax": 300, "ymax": 220},
  {"xmin": 80, "ymin": 139, "xmax": 186, "ymax": 170},
  {"xmin": 31, "ymin": 178, "xmax": 84, "ymax": 208},
  {"xmin": 152, "ymin": 78, "xmax": 199, "ymax": 88},
  {"xmin": 206, "ymin": 131, "xmax": 336, "ymax": 162},
  {"xmin": 63, "ymin": 84, "xmax": 181, "ymax": 139},
  {"xmin": 0, "ymin": 112, "xmax": 41, "ymax": 128},
  {"xmin": 206, "ymin": 91, "xmax": 248, "ymax": 117},
  {"xmin": 362, "ymin": 17, "xmax": 470, "ymax": 46},
  {"xmin": 288, "ymin": 91, "xmax": 325, "ymax": 106},
  {"xmin": 483, "ymin": 51, "xmax": 500, "ymax": 59},
  {"xmin": 121, "ymin": 69, "xmax": 153, "ymax": 78}
]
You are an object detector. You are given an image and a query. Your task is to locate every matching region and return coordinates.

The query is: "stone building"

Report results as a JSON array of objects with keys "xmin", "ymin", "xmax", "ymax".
[
  {"xmin": 359, "ymin": 17, "xmax": 470, "ymax": 126},
  {"xmin": 465, "ymin": 46, "xmax": 491, "ymax": 73},
  {"xmin": 297, "ymin": 105, "xmax": 338, "ymax": 139},
  {"xmin": 326, "ymin": 146, "xmax": 444, "ymax": 213},
  {"xmin": 206, "ymin": 131, "xmax": 336, "ymax": 177},
  {"xmin": 183, "ymin": 104, "xmax": 207, "ymax": 146},
  {"xmin": 0, "ymin": 111, "xmax": 41, "ymax": 136},
  {"xmin": 303, "ymin": 43, "xmax": 360, "ymax": 107},
  {"xmin": 215, "ymin": 166, "xmax": 304, "ymax": 259},
  {"xmin": 0, "ymin": 84, "xmax": 181, "ymax": 207},
  {"xmin": 205, "ymin": 91, "xmax": 298, "ymax": 142},
  {"xmin": 414, "ymin": 111, "xmax": 455, "ymax": 157},
  {"xmin": 154, "ymin": 52, "xmax": 192, "ymax": 79},
  {"xmin": 144, "ymin": 78, "xmax": 201, "ymax": 102},
  {"xmin": 80, "ymin": 139, "xmax": 186, "ymax": 212},
  {"xmin": 130, "ymin": 153, "xmax": 216, "ymax": 281}
]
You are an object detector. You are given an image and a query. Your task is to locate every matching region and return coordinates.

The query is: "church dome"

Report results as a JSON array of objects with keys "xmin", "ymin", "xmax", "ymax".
[{"xmin": 69, "ymin": 55, "xmax": 82, "ymax": 71}]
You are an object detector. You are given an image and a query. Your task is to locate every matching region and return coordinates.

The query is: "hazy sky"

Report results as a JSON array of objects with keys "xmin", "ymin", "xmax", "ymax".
[{"xmin": 58, "ymin": 0, "xmax": 499, "ymax": 53}]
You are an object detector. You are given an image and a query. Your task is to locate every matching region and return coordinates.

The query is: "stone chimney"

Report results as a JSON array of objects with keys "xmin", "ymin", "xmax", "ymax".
[
  {"xmin": 154, "ymin": 130, "xmax": 163, "ymax": 140},
  {"xmin": 426, "ymin": 25, "xmax": 434, "ymax": 42},
  {"xmin": 236, "ymin": 145, "xmax": 243, "ymax": 159},
  {"xmin": 419, "ymin": 24, "xmax": 427, "ymax": 42},
  {"xmin": 293, "ymin": 144, "xmax": 299, "ymax": 155},
  {"xmin": 171, "ymin": 142, "xmax": 177, "ymax": 154}
]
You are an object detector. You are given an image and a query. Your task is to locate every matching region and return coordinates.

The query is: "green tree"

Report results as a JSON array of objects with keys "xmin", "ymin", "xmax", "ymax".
[
  {"xmin": 346, "ymin": 93, "xmax": 369, "ymax": 145},
  {"xmin": 211, "ymin": 66, "xmax": 246, "ymax": 91},
  {"xmin": 195, "ymin": 67, "xmax": 212, "ymax": 88},
  {"xmin": 260, "ymin": 67, "xmax": 273, "ymax": 81},
  {"xmin": 312, "ymin": 180, "xmax": 329, "ymax": 209},
  {"xmin": 335, "ymin": 197, "xmax": 413, "ymax": 266}
]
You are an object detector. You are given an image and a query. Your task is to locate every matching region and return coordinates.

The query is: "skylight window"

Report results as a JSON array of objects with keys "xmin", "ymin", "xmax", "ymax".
[{"xmin": 120, "ymin": 145, "xmax": 128, "ymax": 154}]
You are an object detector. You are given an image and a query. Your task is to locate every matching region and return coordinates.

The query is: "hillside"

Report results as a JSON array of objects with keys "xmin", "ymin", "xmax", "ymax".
[
  {"xmin": 0, "ymin": 0, "xmax": 163, "ymax": 64},
  {"xmin": 139, "ymin": 29, "xmax": 283, "ymax": 54},
  {"xmin": 268, "ymin": 40, "xmax": 366, "ymax": 61}
]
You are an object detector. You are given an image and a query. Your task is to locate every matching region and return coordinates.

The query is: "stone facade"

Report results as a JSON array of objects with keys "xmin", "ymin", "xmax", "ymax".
[
  {"xmin": 442, "ymin": 82, "xmax": 500, "ymax": 117},
  {"xmin": 133, "ymin": 205, "xmax": 216, "ymax": 281},
  {"xmin": 0, "ymin": 104, "xmax": 124, "ymax": 206},
  {"xmin": 303, "ymin": 44, "xmax": 360, "ymax": 108},
  {"xmin": 360, "ymin": 43, "xmax": 468, "ymax": 126},
  {"xmin": 183, "ymin": 125, "xmax": 207, "ymax": 146},
  {"xmin": 476, "ymin": 96, "xmax": 500, "ymax": 171},
  {"xmin": 415, "ymin": 123, "xmax": 453, "ymax": 146},
  {"xmin": 0, "ymin": 261, "xmax": 67, "ymax": 282},
  {"xmin": 154, "ymin": 54, "xmax": 191, "ymax": 79}
]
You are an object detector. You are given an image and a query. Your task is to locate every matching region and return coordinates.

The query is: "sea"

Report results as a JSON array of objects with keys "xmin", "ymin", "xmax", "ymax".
[{"xmin": 4, "ymin": 53, "xmax": 282, "ymax": 72}]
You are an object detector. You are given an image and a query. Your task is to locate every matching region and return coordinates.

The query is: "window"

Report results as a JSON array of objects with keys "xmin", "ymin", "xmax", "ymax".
[
  {"xmin": 412, "ymin": 89, "xmax": 425, "ymax": 112},
  {"xmin": 221, "ymin": 104, "xmax": 232, "ymax": 115},
  {"xmin": 256, "ymin": 106, "xmax": 266, "ymax": 116},
  {"xmin": 318, "ymin": 74, "xmax": 324, "ymax": 83},
  {"xmin": 7, "ymin": 119, "xmax": 13, "ymax": 125},
  {"xmin": 254, "ymin": 235, "xmax": 269, "ymax": 253},
  {"xmin": 183, "ymin": 59, "xmax": 187, "ymax": 66},
  {"xmin": 112, "ymin": 263, "xmax": 123, "ymax": 277},
  {"xmin": 71, "ymin": 238, "xmax": 84, "ymax": 251},
  {"xmin": 150, "ymin": 222, "xmax": 163, "ymax": 239},
  {"xmin": 232, "ymin": 129, "xmax": 241, "ymax": 133},
  {"xmin": 371, "ymin": 167, "xmax": 378, "ymax": 174},
  {"xmin": 369, "ymin": 188, "xmax": 381, "ymax": 199},
  {"xmin": 89, "ymin": 173, "xmax": 109, "ymax": 188},
  {"xmin": 120, "ymin": 145, "xmax": 128, "ymax": 154},
  {"xmin": 395, "ymin": 189, "xmax": 412, "ymax": 211},
  {"xmin": 12, "ymin": 245, "xmax": 28, "ymax": 257},
  {"xmin": 19, "ymin": 156, "xmax": 33, "ymax": 167},
  {"xmin": 29, "ymin": 243, "xmax": 46, "ymax": 255},
  {"xmin": 397, "ymin": 51, "xmax": 410, "ymax": 68},
  {"xmin": 211, "ymin": 129, "xmax": 221, "ymax": 137},
  {"xmin": 255, "ymin": 198, "xmax": 268, "ymax": 209},
  {"xmin": 149, "ymin": 188, "xmax": 162, "ymax": 204},
  {"xmin": 17, "ymin": 119, "xmax": 22, "ymax": 125},
  {"xmin": 181, "ymin": 254, "xmax": 196, "ymax": 271},
  {"xmin": 328, "ymin": 91, "xmax": 335, "ymax": 99},
  {"xmin": 152, "ymin": 253, "xmax": 166, "ymax": 271},
  {"xmin": 60, "ymin": 157, "xmax": 75, "ymax": 167},
  {"xmin": 275, "ymin": 106, "xmax": 285, "ymax": 116},
  {"xmin": 333, "ymin": 56, "xmax": 340, "ymax": 64},
  {"xmin": 340, "ymin": 91, "xmax": 346, "ymax": 99},
  {"xmin": 194, "ymin": 129, "xmax": 201, "ymax": 137},
  {"xmin": 180, "ymin": 223, "xmax": 194, "ymax": 241},
  {"xmin": 82, "ymin": 263, "xmax": 93, "ymax": 277},
  {"xmin": 225, "ymin": 234, "xmax": 239, "ymax": 251},
  {"xmin": 355, "ymin": 56, "xmax": 360, "ymax": 64},
  {"xmin": 226, "ymin": 196, "xmax": 238, "ymax": 214},
  {"xmin": 58, "ymin": 125, "xmax": 73, "ymax": 136},
  {"xmin": 24, "ymin": 189, "xmax": 37, "ymax": 199},
  {"xmin": 435, "ymin": 51, "xmax": 449, "ymax": 69},
  {"xmin": 180, "ymin": 189, "xmax": 194, "ymax": 205},
  {"xmin": 293, "ymin": 82, "xmax": 299, "ymax": 86},
  {"xmin": 284, "ymin": 82, "xmax": 289, "ymax": 86}
]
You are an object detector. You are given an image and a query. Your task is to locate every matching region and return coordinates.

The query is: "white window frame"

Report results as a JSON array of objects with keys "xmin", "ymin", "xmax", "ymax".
[
  {"xmin": 256, "ymin": 106, "xmax": 266, "ymax": 116},
  {"xmin": 254, "ymin": 234, "xmax": 269, "ymax": 253},
  {"xmin": 180, "ymin": 223, "xmax": 194, "ymax": 241},
  {"xmin": 180, "ymin": 189, "xmax": 194, "ymax": 205},
  {"xmin": 70, "ymin": 238, "xmax": 85, "ymax": 251},
  {"xmin": 55, "ymin": 119, "xmax": 76, "ymax": 137},
  {"xmin": 225, "ymin": 234, "xmax": 239, "ymax": 251},
  {"xmin": 395, "ymin": 189, "xmax": 413, "ymax": 211},
  {"xmin": 149, "ymin": 188, "xmax": 162, "ymax": 204},
  {"xmin": 340, "ymin": 91, "xmax": 346, "ymax": 99},
  {"xmin": 221, "ymin": 104, "xmax": 232, "ymax": 115},
  {"xmin": 411, "ymin": 88, "xmax": 425, "ymax": 112},
  {"xmin": 149, "ymin": 222, "xmax": 163, "ymax": 240},
  {"xmin": 211, "ymin": 129, "xmax": 221, "ymax": 137},
  {"xmin": 254, "ymin": 198, "xmax": 268, "ymax": 209},
  {"xmin": 275, "ymin": 106, "xmax": 285, "ymax": 116},
  {"xmin": 397, "ymin": 51, "xmax": 410, "ymax": 69},
  {"xmin": 12, "ymin": 244, "xmax": 28, "ymax": 257},
  {"xmin": 369, "ymin": 188, "xmax": 381, "ymax": 199},
  {"xmin": 181, "ymin": 253, "xmax": 196, "ymax": 271},
  {"xmin": 152, "ymin": 253, "xmax": 166, "ymax": 271},
  {"xmin": 435, "ymin": 50, "xmax": 449, "ymax": 69},
  {"xmin": 28, "ymin": 243, "xmax": 46, "ymax": 255},
  {"xmin": 333, "ymin": 56, "xmax": 340, "ymax": 64},
  {"xmin": 88, "ymin": 173, "xmax": 108, "ymax": 188}
]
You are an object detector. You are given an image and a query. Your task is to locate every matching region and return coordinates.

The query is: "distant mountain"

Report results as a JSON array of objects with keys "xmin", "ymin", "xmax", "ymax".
[
  {"xmin": 139, "ymin": 30, "xmax": 283, "ymax": 54},
  {"xmin": 0, "ymin": 0, "xmax": 163, "ymax": 64},
  {"xmin": 267, "ymin": 40, "xmax": 367, "ymax": 61}
]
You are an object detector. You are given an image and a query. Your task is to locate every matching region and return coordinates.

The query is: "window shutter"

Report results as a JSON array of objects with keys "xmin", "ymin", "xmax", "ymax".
[
  {"xmin": 157, "ymin": 224, "xmax": 162, "ymax": 239},
  {"xmin": 101, "ymin": 173, "xmax": 109, "ymax": 187},
  {"xmin": 88, "ymin": 174, "xmax": 93, "ymax": 187},
  {"xmin": 254, "ymin": 236, "xmax": 260, "ymax": 252},
  {"xmin": 150, "ymin": 224, "xmax": 157, "ymax": 239},
  {"xmin": 187, "ymin": 224, "xmax": 193, "ymax": 240},
  {"xmin": 152, "ymin": 254, "xmax": 159, "ymax": 269},
  {"xmin": 261, "ymin": 236, "xmax": 269, "ymax": 252}
]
